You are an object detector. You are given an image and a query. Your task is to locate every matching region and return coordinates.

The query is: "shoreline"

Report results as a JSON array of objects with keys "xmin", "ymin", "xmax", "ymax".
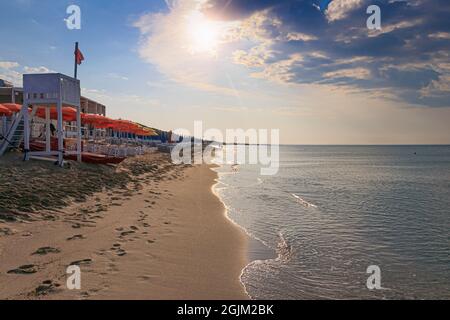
[
  {"xmin": 211, "ymin": 165, "xmax": 278, "ymax": 300},
  {"xmin": 0, "ymin": 153, "xmax": 249, "ymax": 299}
]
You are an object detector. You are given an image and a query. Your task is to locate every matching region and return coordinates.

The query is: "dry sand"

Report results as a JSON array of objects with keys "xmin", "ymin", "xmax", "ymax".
[{"xmin": 0, "ymin": 152, "xmax": 249, "ymax": 300}]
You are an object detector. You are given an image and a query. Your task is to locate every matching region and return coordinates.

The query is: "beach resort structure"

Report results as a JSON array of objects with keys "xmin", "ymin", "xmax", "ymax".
[
  {"xmin": 80, "ymin": 96, "xmax": 106, "ymax": 116},
  {"xmin": 0, "ymin": 79, "xmax": 23, "ymax": 105},
  {"xmin": 0, "ymin": 74, "xmax": 161, "ymax": 165}
]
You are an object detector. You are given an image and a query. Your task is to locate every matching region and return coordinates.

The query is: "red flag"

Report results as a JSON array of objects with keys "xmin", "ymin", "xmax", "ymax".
[{"xmin": 75, "ymin": 47, "xmax": 84, "ymax": 65}]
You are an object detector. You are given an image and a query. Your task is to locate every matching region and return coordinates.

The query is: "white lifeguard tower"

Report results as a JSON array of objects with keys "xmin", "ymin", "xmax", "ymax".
[{"xmin": 5, "ymin": 73, "xmax": 82, "ymax": 166}]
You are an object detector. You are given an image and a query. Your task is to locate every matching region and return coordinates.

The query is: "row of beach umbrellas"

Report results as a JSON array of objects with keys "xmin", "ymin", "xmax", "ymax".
[
  {"xmin": 0, "ymin": 103, "xmax": 21, "ymax": 116},
  {"xmin": 0, "ymin": 103, "xmax": 157, "ymax": 136}
]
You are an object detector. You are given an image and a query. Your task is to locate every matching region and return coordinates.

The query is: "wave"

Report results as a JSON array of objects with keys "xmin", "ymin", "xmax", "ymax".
[
  {"xmin": 291, "ymin": 193, "xmax": 318, "ymax": 208},
  {"xmin": 240, "ymin": 231, "xmax": 293, "ymax": 299},
  {"xmin": 275, "ymin": 231, "xmax": 293, "ymax": 263}
]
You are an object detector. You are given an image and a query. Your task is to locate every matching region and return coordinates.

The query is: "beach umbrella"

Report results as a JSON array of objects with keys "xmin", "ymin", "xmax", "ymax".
[
  {"xmin": 110, "ymin": 119, "xmax": 140, "ymax": 133},
  {"xmin": 0, "ymin": 104, "xmax": 12, "ymax": 117},
  {"xmin": 135, "ymin": 128, "xmax": 158, "ymax": 136},
  {"xmin": 35, "ymin": 106, "xmax": 77, "ymax": 122},
  {"xmin": 81, "ymin": 114, "xmax": 114, "ymax": 127},
  {"xmin": 1, "ymin": 103, "xmax": 22, "ymax": 113}
]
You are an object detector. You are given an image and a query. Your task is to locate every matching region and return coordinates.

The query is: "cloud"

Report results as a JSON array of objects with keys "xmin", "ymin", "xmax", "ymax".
[
  {"xmin": 0, "ymin": 61, "xmax": 20, "ymax": 69},
  {"xmin": 323, "ymin": 67, "xmax": 371, "ymax": 80},
  {"xmin": 202, "ymin": 0, "xmax": 450, "ymax": 107},
  {"xmin": 81, "ymin": 87, "xmax": 160, "ymax": 108},
  {"xmin": 251, "ymin": 54, "xmax": 303, "ymax": 83},
  {"xmin": 428, "ymin": 32, "xmax": 450, "ymax": 40},
  {"xmin": 232, "ymin": 43, "xmax": 276, "ymax": 67},
  {"xmin": 23, "ymin": 66, "xmax": 55, "ymax": 74},
  {"xmin": 368, "ymin": 18, "xmax": 423, "ymax": 37},
  {"xmin": 284, "ymin": 32, "xmax": 318, "ymax": 42},
  {"xmin": 133, "ymin": 0, "xmax": 241, "ymax": 96},
  {"xmin": 108, "ymin": 73, "xmax": 129, "ymax": 81},
  {"xmin": 325, "ymin": 0, "xmax": 364, "ymax": 22}
]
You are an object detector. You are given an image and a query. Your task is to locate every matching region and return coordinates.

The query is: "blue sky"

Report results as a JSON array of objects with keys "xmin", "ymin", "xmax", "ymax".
[{"xmin": 1, "ymin": 0, "xmax": 450, "ymax": 144}]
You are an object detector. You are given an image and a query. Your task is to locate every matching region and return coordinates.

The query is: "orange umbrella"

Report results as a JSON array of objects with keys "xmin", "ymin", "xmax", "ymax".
[
  {"xmin": 35, "ymin": 106, "xmax": 77, "ymax": 122},
  {"xmin": 2, "ymin": 103, "xmax": 22, "ymax": 113},
  {"xmin": 81, "ymin": 114, "xmax": 113, "ymax": 127},
  {"xmin": 110, "ymin": 120, "xmax": 140, "ymax": 132},
  {"xmin": 135, "ymin": 130, "xmax": 152, "ymax": 136},
  {"xmin": 0, "ymin": 104, "xmax": 12, "ymax": 117}
]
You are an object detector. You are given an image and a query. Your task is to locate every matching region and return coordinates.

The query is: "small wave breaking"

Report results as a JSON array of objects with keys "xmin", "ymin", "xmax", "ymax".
[
  {"xmin": 276, "ymin": 231, "xmax": 293, "ymax": 263},
  {"xmin": 291, "ymin": 193, "xmax": 318, "ymax": 208}
]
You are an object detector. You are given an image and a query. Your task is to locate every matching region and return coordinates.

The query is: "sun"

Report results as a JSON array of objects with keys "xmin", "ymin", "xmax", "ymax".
[{"xmin": 185, "ymin": 10, "xmax": 220, "ymax": 55}]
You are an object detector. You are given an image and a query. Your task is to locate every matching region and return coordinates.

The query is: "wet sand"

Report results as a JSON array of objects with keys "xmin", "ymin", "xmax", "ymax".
[{"xmin": 0, "ymin": 152, "xmax": 248, "ymax": 299}]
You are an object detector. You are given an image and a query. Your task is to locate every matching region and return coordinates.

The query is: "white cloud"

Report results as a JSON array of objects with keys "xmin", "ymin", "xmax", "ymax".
[
  {"xmin": 108, "ymin": 73, "xmax": 129, "ymax": 81},
  {"xmin": 428, "ymin": 32, "xmax": 450, "ymax": 40},
  {"xmin": 0, "ymin": 61, "xmax": 20, "ymax": 69},
  {"xmin": 326, "ymin": 0, "xmax": 364, "ymax": 22},
  {"xmin": 251, "ymin": 54, "xmax": 303, "ymax": 83},
  {"xmin": 133, "ymin": 0, "xmax": 239, "ymax": 96},
  {"xmin": 0, "ymin": 61, "xmax": 22, "ymax": 86},
  {"xmin": 323, "ymin": 67, "xmax": 371, "ymax": 80},
  {"xmin": 284, "ymin": 32, "xmax": 318, "ymax": 42},
  {"xmin": 81, "ymin": 87, "xmax": 160, "ymax": 108},
  {"xmin": 369, "ymin": 19, "xmax": 423, "ymax": 37},
  {"xmin": 23, "ymin": 66, "xmax": 54, "ymax": 74},
  {"xmin": 232, "ymin": 43, "xmax": 276, "ymax": 68}
]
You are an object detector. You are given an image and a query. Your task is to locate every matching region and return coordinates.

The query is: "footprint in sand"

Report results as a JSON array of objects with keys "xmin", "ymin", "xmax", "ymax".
[
  {"xmin": 7, "ymin": 264, "xmax": 38, "ymax": 275},
  {"xmin": 107, "ymin": 263, "xmax": 119, "ymax": 272},
  {"xmin": 32, "ymin": 247, "xmax": 60, "ymax": 255},
  {"xmin": 67, "ymin": 234, "xmax": 86, "ymax": 241},
  {"xmin": 109, "ymin": 242, "xmax": 128, "ymax": 256},
  {"xmin": 69, "ymin": 259, "xmax": 92, "ymax": 266},
  {"xmin": 138, "ymin": 275, "xmax": 152, "ymax": 282},
  {"xmin": 120, "ymin": 230, "xmax": 135, "ymax": 237},
  {"xmin": 32, "ymin": 280, "xmax": 61, "ymax": 296},
  {"xmin": 116, "ymin": 249, "xmax": 127, "ymax": 256}
]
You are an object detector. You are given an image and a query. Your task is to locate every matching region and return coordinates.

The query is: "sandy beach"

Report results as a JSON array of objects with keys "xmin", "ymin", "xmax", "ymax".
[{"xmin": 0, "ymin": 152, "xmax": 248, "ymax": 300}]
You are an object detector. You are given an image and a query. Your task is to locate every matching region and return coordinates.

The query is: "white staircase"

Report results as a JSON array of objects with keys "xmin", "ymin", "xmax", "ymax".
[{"xmin": 0, "ymin": 112, "xmax": 25, "ymax": 156}]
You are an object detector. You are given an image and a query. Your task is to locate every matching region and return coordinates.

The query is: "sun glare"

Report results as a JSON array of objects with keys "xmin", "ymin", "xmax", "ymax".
[{"xmin": 185, "ymin": 10, "xmax": 220, "ymax": 55}]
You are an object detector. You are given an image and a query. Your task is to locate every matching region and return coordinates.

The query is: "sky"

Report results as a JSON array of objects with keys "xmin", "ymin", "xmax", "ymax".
[{"xmin": 0, "ymin": 0, "xmax": 449, "ymax": 144}]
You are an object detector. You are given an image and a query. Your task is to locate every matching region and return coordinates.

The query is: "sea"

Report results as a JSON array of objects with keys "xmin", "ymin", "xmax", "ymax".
[{"xmin": 213, "ymin": 145, "xmax": 450, "ymax": 299}]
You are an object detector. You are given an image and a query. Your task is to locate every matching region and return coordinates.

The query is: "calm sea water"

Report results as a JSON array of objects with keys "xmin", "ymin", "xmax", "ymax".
[{"xmin": 214, "ymin": 145, "xmax": 450, "ymax": 299}]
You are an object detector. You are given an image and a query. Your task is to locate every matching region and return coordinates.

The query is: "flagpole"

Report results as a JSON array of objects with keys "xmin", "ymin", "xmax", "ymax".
[{"xmin": 74, "ymin": 42, "xmax": 79, "ymax": 79}]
